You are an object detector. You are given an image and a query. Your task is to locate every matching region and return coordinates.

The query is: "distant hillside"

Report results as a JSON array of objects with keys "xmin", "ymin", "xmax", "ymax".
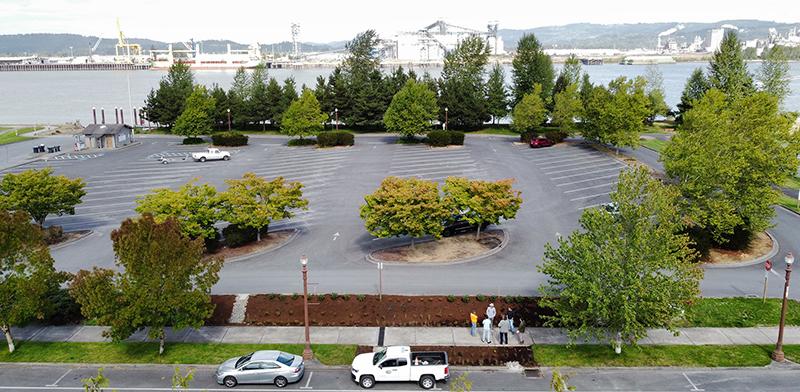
[
  {"xmin": 0, "ymin": 33, "xmax": 345, "ymax": 56},
  {"xmin": 499, "ymin": 19, "xmax": 800, "ymax": 50}
]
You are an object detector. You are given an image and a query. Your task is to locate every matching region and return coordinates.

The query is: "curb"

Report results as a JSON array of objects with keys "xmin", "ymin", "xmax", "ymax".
[
  {"xmin": 365, "ymin": 229, "xmax": 509, "ymax": 266},
  {"xmin": 778, "ymin": 204, "xmax": 800, "ymax": 218},
  {"xmin": 48, "ymin": 230, "xmax": 95, "ymax": 251},
  {"xmin": 702, "ymin": 231, "xmax": 779, "ymax": 269},
  {"xmin": 224, "ymin": 228, "xmax": 300, "ymax": 263}
]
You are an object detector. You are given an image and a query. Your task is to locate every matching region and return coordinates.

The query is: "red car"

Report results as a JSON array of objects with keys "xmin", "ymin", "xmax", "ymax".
[{"xmin": 529, "ymin": 136, "xmax": 554, "ymax": 148}]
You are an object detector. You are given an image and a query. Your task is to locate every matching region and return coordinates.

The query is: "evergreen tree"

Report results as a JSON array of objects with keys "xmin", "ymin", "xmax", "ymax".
[
  {"xmin": 228, "ymin": 67, "xmax": 251, "ymax": 127},
  {"xmin": 275, "ymin": 77, "xmax": 298, "ymax": 127},
  {"xmin": 339, "ymin": 30, "xmax": 386, "ymax": 128},
  {"xmin": 313, "ymin": 75, "xmax": 333, "ymax": 117},
  {"xmin": 757, "ymin": 45, "xmax": 792, "ymax": 106},
  {"xmin": 173, "ymin": 86, "xmax": 216, "ymax": 140},
  {"xmin": 643, "ymin": 64, "xmax": 669, "ymax": 124},
  {"xmin": 552, "ymin": 83, "xmax": 583, "ymax": 132},
  {"xmin": 249, "ymin": 65, "xmax": 270, "ymax": 130},
  {"xmin": 438, "ymin": 35, "xmax": 490, "ymax": 130},
  {"xmin": 552, "ymin": 54, "xmax": 582, "ymax": 97},
  {"xmin": 512, "ymin": 34, "xmax": 555, "ymax": 105},
  {"xmin": 579, "ymin": 73, "xmax": 594, "ymax": 112},
  {"xmin": 326, "ymin": 68, "xmax": 350, "ymax": 121},
  {"xmin": 708, "ymin": 30, "xmax": 754, "ymax": 100},
  {"xmin": 209, "ymin": 84, "xmax": 229, "ymax": 130},
  {"xmin": 486, "ymin": 63, "xmax": 509, "ymax": 124},
  {"xmin": 265, "ymin": 77, "xmax": 284, "ymax": 126},
  {"xmin": 143, "ymin": 62, "xmax": 194, "ymax": 129},
  {"xmin": 677, "ymin": 68, "xmax": 710, "ymax": 121}
]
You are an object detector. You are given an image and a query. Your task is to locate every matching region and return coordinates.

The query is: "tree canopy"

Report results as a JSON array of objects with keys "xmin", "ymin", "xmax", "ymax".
[
  {"xmin": 512, "ymin": 34, "xmax": 555, "ymax": 105},
  {"xmin": 442, "ymin": 177, "xmax": 522, "ymax": 239},
  {"xmin": 280, "ymin": 88, "xmax": 328, "ymax": 139},
  {"xmin": 143, "ymin": 62, "xmax": 194, "ymax": 128},
  {"xmin": 135, "ymin": 181, "xmax": 220, "ymax": 241},
  {"xmin": 0, "ymin": 167, "xmax": 85, "ymax": 227},
  {"xmin": 383, "ymin": 79, "xmax": 438, "ymax": 138},
  {"xmin": 708, "ymin": 30, "xmax": 754, "ymax": 100},
  {"xmin": 582, "ymin": 76, "xmax": 649, "ymax": 148},
  {"xmin": 173, "ymin": 85, "xmax": 216, "ymax": 138},
  {"xmin": 757, "ymin": 45, "xmax": 792, "ymax": 106},
  {"xmin": 677, "ymin": 68, "xmax": 710, "ymax": 121},
  {"xmin": 539, "ymin": 167, "xmax": 702, "ymax": 352},
  {"xmin": 70, "ymin": 214, "xmax": 223, "ymax": 354},
  {"xmin": 486, "ymin": 63, "xmax": 509, "ymax": 124},
  {"xmin": 438, "ymin": 35, "xmax": 490, "ymax": 130},
  {"xmin": 511, "ymin": 85, "xmax": 547, "ymax": 133},
  {"xmin": 551, "ymin": 83, "xmax": 583, "ymax": 132}
]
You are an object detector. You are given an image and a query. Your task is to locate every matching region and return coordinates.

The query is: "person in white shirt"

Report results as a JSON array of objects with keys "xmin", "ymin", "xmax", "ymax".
[{"xmin": 481, "ymin": 316, "xmax": 493, "ymax": 344}]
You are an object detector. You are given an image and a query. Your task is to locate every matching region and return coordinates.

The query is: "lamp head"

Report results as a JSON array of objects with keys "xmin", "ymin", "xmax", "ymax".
[
  {"xmin": 300, "ymin": 255, "xmax": 308, "ymax": 266},
  {"xmin": 786, "ymin": 252, "xmax": 795, "ymax": 266},
  {"xmin": 227, "ymin": 108, "xmax": 231, "ymax": 113}
]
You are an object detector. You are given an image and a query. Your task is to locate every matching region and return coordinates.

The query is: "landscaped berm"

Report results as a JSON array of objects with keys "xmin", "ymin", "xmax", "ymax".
[{"xmin": 370, "ymin": 230, "xmax": 505, "ymax": 263}]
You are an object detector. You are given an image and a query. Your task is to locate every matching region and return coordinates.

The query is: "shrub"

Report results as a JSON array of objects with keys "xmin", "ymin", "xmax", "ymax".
[
  {"xmin": 317, "ymin": 131, "xmax": 354, "ymax": 147},
  {"xmin": 287, "ymin": 138, "xmax": 317, "ymax": 146},
  {"xmin": 42, "ymin": 287, "xmax": 82, "ymax": 325},
  {"xmin": 447, "ymin": 295, "xmax": 456, "ymax": 303},
  {"xmin": 316, "ymin": 294, "xmax": 326, "ymax": 302},
  {"xmin": 476, "ymin": 294, "xmax": 486, "ymax": 302},
  {"xmin": 42, "ymin": 225, "xmax": 64, "ymax": 245},
  {"xmin": 449, "ymin": 131, "xmax": 465, "ymax": 145},
  {"xmin": 427, "ymin": 130, "xmax": 450, "ymax": 147},
  {"xmin": 544, "ymin": 130, "xmax": 568, "ymax": 143},
  {"xmin": 461, "ymin": 295, "xmax": 470, "ymax": 303},
  {"xmin": 519, "ymin": 130, "xmax": 537, "ymax": 143},
  {"xmin": 222, "ymin": 224, "xmax": 257, "ymax": 248},
  {"xmin": 356, "ymin": 294, "xmax": 366, "ymax": 302},
  {"xmin": 182, "ymin": 137, "xmax": 205, "ymax": 145},
  {"xmin": 211, "ymin": 132, "xmax": 248, "ymax": 146},
  {"xmin": 330, "ymin": 292, "xmax": 339, "ymax": 300},
  {"xmin": 342, "ymin": 294, "xmax": 351, "ymax": 301},
  {"xmin": 336, "ymin": 131, "xmax": 355, "ymax": 146},
  {"xmin": 291, "ymin": 293, "xmax": 300, "ymax": 300}
]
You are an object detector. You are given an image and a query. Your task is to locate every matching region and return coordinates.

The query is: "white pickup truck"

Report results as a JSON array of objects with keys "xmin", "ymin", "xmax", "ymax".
[
  {"xmin": 191, "ymin": 148, "xmax": 231, "ymax": 162},
  {"xmin": 350, "ymin": 346, "xmax": 448, "ymax": 389}
]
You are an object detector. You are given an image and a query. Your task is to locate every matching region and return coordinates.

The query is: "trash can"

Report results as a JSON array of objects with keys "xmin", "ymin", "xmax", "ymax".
[{"xmin": 33, "ymin": 146, "xmax": 39, "ymax": 153}]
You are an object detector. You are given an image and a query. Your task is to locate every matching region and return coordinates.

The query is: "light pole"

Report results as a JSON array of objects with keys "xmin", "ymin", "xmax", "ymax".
[
  {"xmin": 377, "ymin": 262, "xmax": 384, "ymax": 301},
  {"xmin": 335, "ymin": 108, "xmax": 339, "ymax": 131},
  {"xmin": 227, "ymin": 108, "xmax": 232, "ymax": 131},
  {"xmin": 69, "ymin": 46, "xmax": 73, "ymax": 58},
  {"xmin": 444, "ymin": 107, "xmax": 449, "ymax": 131},
  {"xmin": 301, "ymin": 255, "xmax": 314, "ymax": 361},
  {"xmin": 772, "ymin": 252, "xmax": 794, "ymax": 362}
]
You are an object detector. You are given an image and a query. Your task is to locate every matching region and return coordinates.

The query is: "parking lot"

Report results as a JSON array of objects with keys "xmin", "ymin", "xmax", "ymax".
[{"xmin": 1, "ymin": 135, "xmax": 628, "ymax": 295}]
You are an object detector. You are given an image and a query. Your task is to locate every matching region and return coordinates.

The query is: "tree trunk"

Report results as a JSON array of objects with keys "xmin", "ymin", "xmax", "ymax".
[
  {"xmin": 475, "ymin": 224, "xmax": 482, "ymax": 240},
  {"xmin": 257, "ymin": 229, "xmax": 261, "ymax": 242},
  {"xmin": 2, "ymin": 325, "xmax": 15, "ymax": 353},
  {"xmin": 614, "ymin": 332, "xmax": 622, "ymax": 354},
  {"xmin": 158, "ymin": 329, "xmax": 165, "ymax": 355}
]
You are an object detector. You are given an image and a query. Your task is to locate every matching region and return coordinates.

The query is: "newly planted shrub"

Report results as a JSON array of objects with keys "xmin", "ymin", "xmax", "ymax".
[
  {"xmin": 449, "ymin": 131, "xmax": 465, "ymax": 145},
  {"xmin": 427, "ymin": 130, "xmax": 450, "ymax": 147},
  {"xmin": 211, "ymin": 132, "xmax": 248, "ymax": 146}
]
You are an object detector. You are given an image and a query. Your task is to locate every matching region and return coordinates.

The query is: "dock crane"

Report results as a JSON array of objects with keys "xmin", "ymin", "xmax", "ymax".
[
  {"xmin": 115, "ymin": 18, "xmax": 142, "ymax": 61},
  {"xmin": 89, "ymin": 36, "xmax": 103, "ymax": 62}
]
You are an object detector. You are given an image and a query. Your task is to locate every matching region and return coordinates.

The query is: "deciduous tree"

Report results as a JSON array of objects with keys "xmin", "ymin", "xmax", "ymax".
[
  {"xmin": 0, "ymin": 167, "xmax": 85, "ymax": 227},
  {"xmin": 643, "ymin": 64, "xmax": 669, "ymax": 124},
  {"xmin": 539, "ymin": 167, "xmax": 702, "ymax": 353},
  {"xmin": 135, "ymin": 181, "xmax": 220, "ymax": 240},
  {"xmin": 582, "ymin": 77, "xmax": 649, "ymax": 148},
  {"xmin": 69, "ymin": 214, "xmax": 223, "ymax": 355},
  {"xmin": 0, "ymin": 210, "xmax": 67, "ymax": 353},
  {"xmin": 383, "ymin": 79, "xmax": 438, "ymax": 139},
  {"xmin": 219, "ymin": 172, "xmax": 309, "ymax": 242},
  {"xmin": 281, "ymin": 88, "xmax": 328, "ymax": 139},
  {"xmin": 442, "ymin": 177, "xmax": 522, "ymax": 239},
  {"xmin": 173, "ymin": 85, "xmax": 216, "ymax": 139},
  {"xmin": 360, "ymin": 177, "xmax": 450, "ymax": 246},
  {"xmin": 511, "ymin": 85, "xmax": 547, "ymax": 133},
  {"xmin": 551, "ymin": 83, "xmax": 582, "ymax": 132}
]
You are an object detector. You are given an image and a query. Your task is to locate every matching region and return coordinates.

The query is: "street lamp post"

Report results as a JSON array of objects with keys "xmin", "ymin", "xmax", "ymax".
[
  {"xmin": 227, "ymin": 108, "xmax": 232, "ymax": 131},
  {"xmin": 335, "ymin": 108, "xmax": 339, "ymax": 131},
  {"xmin": 444, "ymin": 107, "xmax": 449, "ymax": 130},
  {"xmin": 772, "ymin": 252, "xmax": 794, "ymax": 362},
  {"xmin": 300, "ymin": 255, "xmax": 314, "ymax": 361}
]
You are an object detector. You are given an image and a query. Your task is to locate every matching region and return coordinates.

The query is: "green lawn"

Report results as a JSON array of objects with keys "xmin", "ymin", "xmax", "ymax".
[
  {"xmin": 534, "ymin": 344, "xmax": 776, "ymax": 367},
  {"xmin": 778, "ymin": 193, "xmax": 800, "ymax": 214},
  {"xmin": 0, "ymin": 342, "xmax": 355, "ymax": 366},
  {"xmin": 0, "ymin": 126, "xmax": 39, "ymax": 145},
  {"xmin": 683, "ymin": 298, "xmax": 800, "ymax": 327},
  {"xmin": 639, "ymin": 138, "xmax": 670, "ymax": 153},
  {"xmin": 644, "ymin": 121, "xmax": 675, "ymax": 134},
  {"xmin": 783, "ymin": 175, "xmax": 800, "ymax": 191}
]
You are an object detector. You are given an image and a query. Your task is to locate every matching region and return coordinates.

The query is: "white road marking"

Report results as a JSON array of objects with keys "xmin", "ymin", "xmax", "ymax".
[
  {"xmin": 527, "ymin": 152, "xmax": 601, "ymax": 163},
  {"xmin": 45, "ymin": 369, "xmax": 71, "ymax": 387},
  {"xmin": 300, "ymin": 371, "xmax": 313, "ymax": 389},
  {"xmin": 544, "ymin": 161, "xmax": 621, "ymax": 175},
  {"xmin": 551, "ymin": 167, "xmax": 624, "ymax": 180},
  {"xmin": 570, "ymin": 191, "xmax": 612, "ymax": 201},
  {"xmin": 389, "ymin": 159, "xmax": 475, "ymax": 169},
  {"xmin": 389, "ymin": 164, "xmax": 479, "ymax": 175},
  {"xmin": 563, "ymin": 182, "xmax": 618, "ymax": 193},
  {"xmin": 682, "ymin": 372, "xmax": 705, "ymax": 391},
  {"xmin": 75, "ymin": 201, "xmax": 136, "ymax": 210},
  {"xmin": 332, "ymin": 232, "xmax": 339, "ymax": 241},
  {"xmin": 555, "ymin": 174, "xmax": 620, "ymax": 187},
  {"xmin": 538, "ymin": 157, "xmax": 613, "ymax": 170}
]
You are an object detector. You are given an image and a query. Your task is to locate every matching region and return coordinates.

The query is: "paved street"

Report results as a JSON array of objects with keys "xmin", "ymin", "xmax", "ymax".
[
  {"xmin": 1, "ymin": 134, "xmax": 798, "ymax": 298},
  {"xmin": 0, "ymin": 363, "xmax": 798, "ymax": 391}
]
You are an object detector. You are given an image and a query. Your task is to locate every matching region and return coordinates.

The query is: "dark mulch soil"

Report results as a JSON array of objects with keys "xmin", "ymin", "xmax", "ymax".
[
  {"xmin": 206, "ymin": 295, "xmax": 236, "ymax": 325},
  {"xmin": 237, "ymin": 294, "xmax": 552, "ymax": 327},
  {"xmin": 356, "ymin": 345, "xmax": 536, "ymax": 367}
]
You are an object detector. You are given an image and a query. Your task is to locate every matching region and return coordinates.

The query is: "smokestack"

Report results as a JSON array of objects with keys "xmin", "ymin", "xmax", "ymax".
[
  {"xmin": 133, "ymin": 108, "xmax": 138, "ymax": 126},
  {"xmin": 114, "ymin": 107, "xmax": 119, "ymax": 124},
  {"xmin": 92, "ymin": 107, "xmax": 97, "ymax": 124},
  {"xmin": 101, "ymin": 108, "xmax": 105, "ymax": 124},
  {"xmin": 120, "ymin": 109, "xmax": 124, "ymax": 124}
]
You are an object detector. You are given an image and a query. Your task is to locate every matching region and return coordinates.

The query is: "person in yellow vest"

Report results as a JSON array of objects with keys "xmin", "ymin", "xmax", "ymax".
[{"xmin": 469, "ymin": 311, "xmax": 478, "ymax": 336}]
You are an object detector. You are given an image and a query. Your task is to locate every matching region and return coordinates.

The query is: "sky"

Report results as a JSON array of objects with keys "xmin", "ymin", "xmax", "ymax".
[{"xmin": 1, "ymin": 0, "xmax": 798, "ymax": 43}]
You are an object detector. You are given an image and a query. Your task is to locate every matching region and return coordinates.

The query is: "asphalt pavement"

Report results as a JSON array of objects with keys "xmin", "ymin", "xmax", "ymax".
[
  {"xmin": 2, "ymin": 134, "xmax": 798, "ymax": 299},
  {"xmin": 0, "ymin": 363, "xmax": 799, "ymax": 391}
]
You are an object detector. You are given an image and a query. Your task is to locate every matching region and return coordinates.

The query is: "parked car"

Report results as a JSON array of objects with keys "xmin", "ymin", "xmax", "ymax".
[
  {"xmin": 601, "ymin": 202, "xmax": 619, "ymax": 215},
  {"xmin": 351, "ymin": 346, "xmax": 449, "ymax": 389},
  {"xmin": 443, "ymin": 216, "xmax": 489, "ymax": 237},
  {"xmin": 192, "ymin": 147, "xmax": 231, "ymax": 162},
  {"xmin": 216, "ymin": 350, "xmax": 304, "ymax": 388},
  {"xmin": 529, "ymin": 136, "xmax": 554, "ymax": 148}
]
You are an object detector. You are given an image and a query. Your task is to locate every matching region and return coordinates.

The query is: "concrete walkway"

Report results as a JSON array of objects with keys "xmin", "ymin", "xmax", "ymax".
[{"xmin": 10, "ymin": 325, "xmax": 800, "ymax": 347}]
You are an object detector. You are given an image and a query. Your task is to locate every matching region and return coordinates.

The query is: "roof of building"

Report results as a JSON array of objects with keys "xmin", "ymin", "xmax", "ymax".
[{"xmin": 83, "ymin": 124, "xmax": 133, "ymax": 136}]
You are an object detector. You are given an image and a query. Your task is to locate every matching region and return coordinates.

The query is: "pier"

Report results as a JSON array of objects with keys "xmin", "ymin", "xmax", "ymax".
[{"xmin": 0, "ymin": 63, "xmax": 151, "ymax": 72}]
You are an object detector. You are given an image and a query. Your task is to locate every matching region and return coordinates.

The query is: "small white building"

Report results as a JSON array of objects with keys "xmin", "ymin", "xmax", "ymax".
[{"xmin": 82, "ymin": 124, "xmax": 134, "ymax": 149}]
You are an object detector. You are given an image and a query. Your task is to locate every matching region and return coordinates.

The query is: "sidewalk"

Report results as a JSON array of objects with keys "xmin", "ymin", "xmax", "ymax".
[{"xmin": 10, "ymin": 325, "xmax": 800, "ymax": 347}]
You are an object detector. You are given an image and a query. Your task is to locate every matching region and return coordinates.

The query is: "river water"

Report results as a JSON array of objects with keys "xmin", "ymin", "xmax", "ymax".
[{"xmin": 0, "ymin": 62, "xmax": 798, "ymax": 124}]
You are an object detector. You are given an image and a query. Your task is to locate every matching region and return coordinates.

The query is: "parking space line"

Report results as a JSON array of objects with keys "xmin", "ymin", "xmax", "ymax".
[
  {"xmin": 45, "ymin": 369, "xmax": 71, "ymax": 387},
  {"xmin": 389, "ymin": 159, "xmax": 475, "ymax": 169},
  {"xmin": 682, "ymin": 373, "xmax": 705, "ymax": 392},
  {"xmin": 300, "ymin": 371, "xmax": 313, "ymax": 389},
  {"xmin": 395, "ymin": 168, "xmax": 483, "ymax": 178},
  {"xmin": 528, "ymin": 153, "xmax": 604, "ymax": 164},
  {"xmin": 556, "ymin": 174, "xmax": 620, "ymax": 186},
  {"xmin": 82, "ymin": 194, "xmax": 139, "ymax": 203},
  {"xmin": 76, "ymin": 201, "xmax": 136, "ymax": 210},
  {"xmin": 389, "ymin": 165, "xmax": 478, "ymax": 175},
  {"xmin": 579, "ymin": 203, "xmax": 605, "ymax": 210},
  {"xmin": 570, "ymin": 191, "xmax": 612, "ymax": 201},
  {"xmin": 551, "ymin": 167, "xmax": 625, "ymax": 180},
  {"xmin": 544, "ymin": 162, "xmax": 622, "ymax": 175},
  {"xmin": 85, "ymin": 179, "xmax": 183, "ymax": 190},
  {"xmin": 563, "ymin": 182, "xmax": 618, "ymax": 193},
  {"xmin": 538, "ymin": 157, "xmax": 613, "ymax": 170}
]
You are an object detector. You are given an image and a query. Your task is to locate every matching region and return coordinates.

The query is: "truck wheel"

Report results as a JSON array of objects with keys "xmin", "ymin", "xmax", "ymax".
[
  {"xmin": 359, "ymin": 375, "xmax": 375, "ymax": 389},
  {"xmin": 419, "ymin": 375, "xmax": 435, "ymax": 390},
  {"xmin": 274, "ymin": 376, "xmax": 288, "ymax": 388},
  {"xmin": 223, "ymin": 376, "xmax": 237, "ymax": 388},
  {"xmin": 223, "ymin": 155, "xmax": 230, "ymax": 161},
  {"xmin": 200, "ymin": 157, "xmax": 206, "ymax": 162}
]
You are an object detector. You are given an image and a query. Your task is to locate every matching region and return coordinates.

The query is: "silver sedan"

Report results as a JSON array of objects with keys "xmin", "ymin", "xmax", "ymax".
[{"xmin": 215, "ymin": 350, "xmax": 305, "ymax": 388}]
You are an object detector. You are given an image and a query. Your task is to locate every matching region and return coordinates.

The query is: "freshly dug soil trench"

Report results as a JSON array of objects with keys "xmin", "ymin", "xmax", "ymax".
[
  {"xmin": 206, "ymin": 295, "xmax": 236, "ymax": 325},
  {"xmin": 356, "ymin": 345, "xmax": 536, "ymax": 367},
  {"xmin": 240, "ymin": 294, "xmax": 552, "ymax": 327},
  {"xmin": 371, "ymin": 230, "xmax": 504, "ymax": 263}
]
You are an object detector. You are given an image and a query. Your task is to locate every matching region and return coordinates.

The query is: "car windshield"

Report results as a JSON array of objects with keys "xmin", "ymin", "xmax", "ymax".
[
  {"xmin": 373, "ymin": 348, "xmax": 387, "ymax": 365},
  {"xmin": 276, "ymin": 353, "xmax": 294, "ymax": 366},
  {"xmin": 235, "ymin": 353, "xmax": 254, "ymax": 369}
]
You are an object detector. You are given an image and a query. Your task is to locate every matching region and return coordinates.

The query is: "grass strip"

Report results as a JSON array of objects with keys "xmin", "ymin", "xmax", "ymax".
[
  {"xmin": 683, "ymin": 298, "xmax": 800, "ymax": 327},
  {"xmin": 783, "ymin": 176, "xmax": 800, "ymax": 191},
  {"xmin": 0, "ymin": 127, "xmax": 40, "ymax": 145},
  {"xmin": 639, "ymin": 138, "xmax": 670, "ymax": 153},
  {"xmin": 0, "ymin": 342, "xmax": 356, "ymax": 366},
  {"xmin": 778, "ymin": 193, "xmax": 800, "ymax": 214},
  {"xmin": 534, "ymin": 344, "xmax": 776, "ymax": 367}
]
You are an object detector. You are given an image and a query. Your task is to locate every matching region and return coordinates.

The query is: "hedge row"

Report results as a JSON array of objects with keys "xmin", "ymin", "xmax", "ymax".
[
  {"xmin": 212, "ymin": 132, "xmax": 249, "ymax": 146},
  {"xmin": 317, "ymin": 131, "xmax": 355, "ymax": 147},
  {"xmin": 427, "ymin": 130, "xmax": 465, "ymax": 147}
]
